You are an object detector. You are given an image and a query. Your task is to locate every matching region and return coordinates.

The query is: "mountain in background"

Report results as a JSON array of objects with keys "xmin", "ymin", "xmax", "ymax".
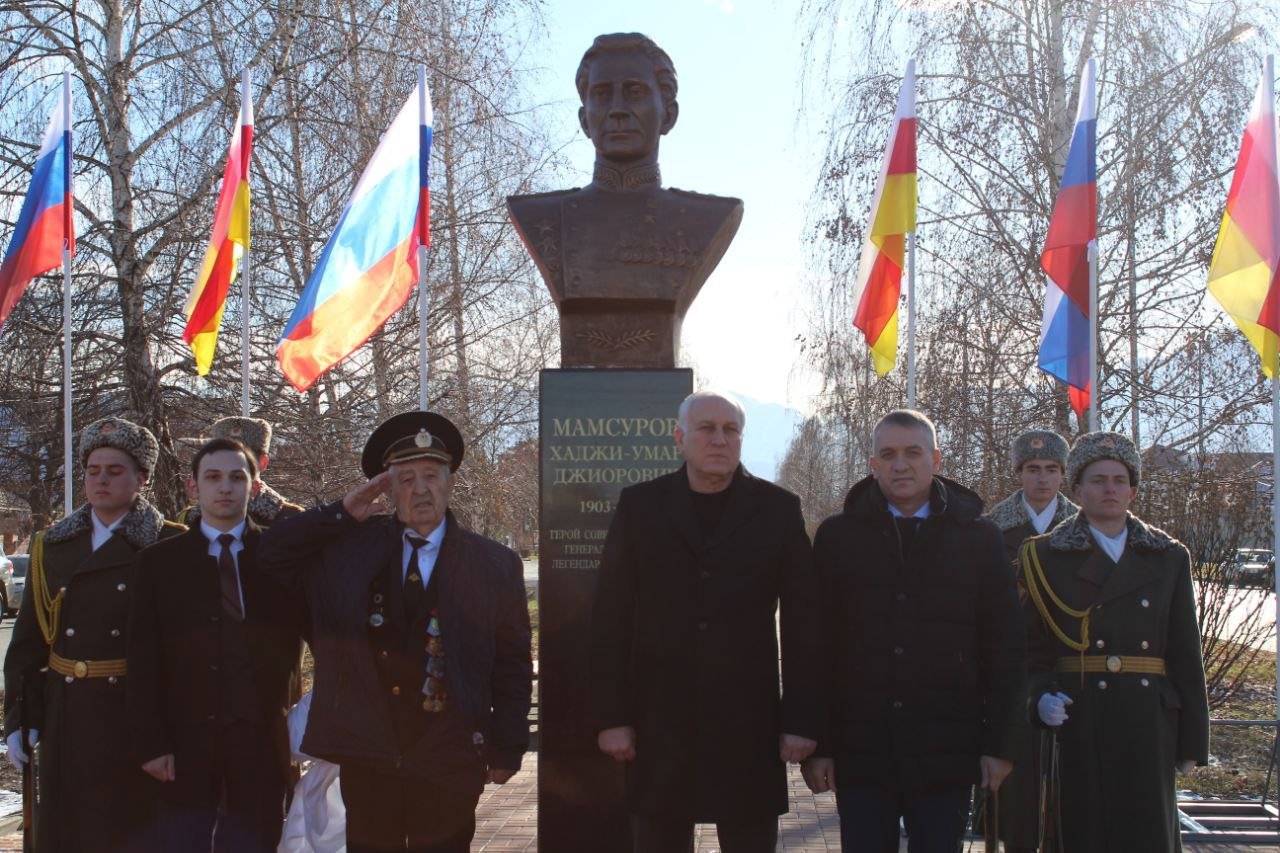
[{"xmin": 736, "ymin": 394, "xmax": 805, "ymax": 482}]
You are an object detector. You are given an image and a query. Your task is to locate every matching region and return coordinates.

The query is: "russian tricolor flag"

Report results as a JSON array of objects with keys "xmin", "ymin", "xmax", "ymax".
[
  {"xmin": 277, "ymin": 82, "xmax": 432, "ymax": 392},
  {"xmin": 0, "ymin": 76, "xmax": 74, "ymax": 330},
  {"xmin": 1039, "ymin": 59, "xmax": 1096, "ymax": 418}
]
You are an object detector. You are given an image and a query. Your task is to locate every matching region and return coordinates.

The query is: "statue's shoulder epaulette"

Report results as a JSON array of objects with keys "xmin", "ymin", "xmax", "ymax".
[{"xmin": 666, "ymin": 186, "xmax": 744, "ymax": 206}]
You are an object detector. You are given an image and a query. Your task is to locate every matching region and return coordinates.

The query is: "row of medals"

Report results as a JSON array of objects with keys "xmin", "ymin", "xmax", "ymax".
[{"xmin": 369, "ymin": 591, "xmax": 448, "ymax": 713}]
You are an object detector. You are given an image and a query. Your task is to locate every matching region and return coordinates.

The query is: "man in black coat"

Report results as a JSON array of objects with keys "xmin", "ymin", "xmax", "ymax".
[
  {"xmin": 128, "ymin": 437, "xmax": 303, "ymax": 852},
  {"xmin": 258, "ymin": 411, "xmax": 533, "ymax": 853},
  {"xmin": 802, "ymin": 409, "xmax": 1025, "ymax": 853},
  {"xmin": 589, "ymin": 390, "xmax": 823, "ymax": 853}
]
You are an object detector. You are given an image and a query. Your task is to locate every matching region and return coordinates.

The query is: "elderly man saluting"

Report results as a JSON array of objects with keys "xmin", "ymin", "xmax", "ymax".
[
  {"xmin": 258, "ymin": 412, "xmax": 533, "ymax": 853},
  {"xmin": 589, "ymin": 390, "xmax": 823, "ymax": 853}
]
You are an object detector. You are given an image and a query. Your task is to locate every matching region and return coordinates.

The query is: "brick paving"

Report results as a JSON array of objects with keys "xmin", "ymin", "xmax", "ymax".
[{"xmin": 0, "ymin": 754, "xmax": 1274, "ymax": 851}]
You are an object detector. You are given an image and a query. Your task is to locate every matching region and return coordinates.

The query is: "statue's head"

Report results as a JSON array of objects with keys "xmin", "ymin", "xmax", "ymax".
[{"xmin": 576, "ymin": 33, "xmax": 678, "ymax": 165}]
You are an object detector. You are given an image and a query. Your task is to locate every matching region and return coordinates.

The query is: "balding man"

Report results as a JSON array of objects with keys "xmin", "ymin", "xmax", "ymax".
[{"xmin": 589, "ymin": 390, "xmax": 822, "ymax": 852}]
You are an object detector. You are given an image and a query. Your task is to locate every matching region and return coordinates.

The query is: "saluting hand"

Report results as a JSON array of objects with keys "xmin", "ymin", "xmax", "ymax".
[
  {"xmin": 142, "ymin": 753, "xmax": 175, "ymax": 783},
  {"xmin": 342, "ymin": 471, "xmax": 392, "ymax": 521}
]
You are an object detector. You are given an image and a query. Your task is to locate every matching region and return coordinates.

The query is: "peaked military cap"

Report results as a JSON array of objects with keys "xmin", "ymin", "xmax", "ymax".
[
  {"xmin": 361, "ymin": 411, "xmax": 464, "ymax": 478},
  {"xmin": 80, "ymin": 416, "xmax": 159, "ymax": 474},
  {"xmin": 1012, "ymin": 429, "xmax": 1068, "ymax": 471},
  {"xmin": 211, "ymin": 416, "xmax": 273, "ymax": 458},
  {"xmin": 1067, "ymin": 430, "xmax": 1141, "ymax": 487}
]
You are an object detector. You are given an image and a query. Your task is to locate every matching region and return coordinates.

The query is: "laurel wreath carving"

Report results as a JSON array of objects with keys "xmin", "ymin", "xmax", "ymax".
[{"xmin": 575, "ymin": 329, "xmax": 657, "ymax": 350}]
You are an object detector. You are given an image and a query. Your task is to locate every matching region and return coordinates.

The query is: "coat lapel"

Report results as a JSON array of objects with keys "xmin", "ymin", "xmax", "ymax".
[
  {"xmin": 704, "ymin": 471, "xmax": 762, "ymax": 552},
  {"xmin": 72, "ymin": 531, "xmax": 135, "ymax": 576},
  {"xmin": 1095, "ymin": 546, "xmax": 1161, "ymax": 605},
  {"xmin": 663, "ymin": 468, "xmax": 705, "ymax": 554},
  {"xmin": 1075, "ymin": 548, "xmax": 1112, "ymax": 593}
]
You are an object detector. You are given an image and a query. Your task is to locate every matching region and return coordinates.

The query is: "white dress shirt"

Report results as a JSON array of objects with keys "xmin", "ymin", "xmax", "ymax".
[
  {"xmin": 402, "ymin": 517, "xmax": 447, "ymax": 587},
  {"xmin": 203, "ymin": 519, "xmax": 247, "ymax": 614},
  {"xmin": 1022, "ymin": 494, "xmax": 1060, "ymax": 534},
  {"xmin": 90, "ymin": 511, "xmax": 124, "ymax": 551},
  {"xmin": 1089, "ymin": 524, "xmax": 1128, "ymax": 563}
]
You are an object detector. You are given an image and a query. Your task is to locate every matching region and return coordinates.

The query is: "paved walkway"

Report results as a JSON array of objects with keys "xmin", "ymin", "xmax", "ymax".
[{"xmin": 0, "ymin": 753, "xmax": 1273, "ymax": 850}]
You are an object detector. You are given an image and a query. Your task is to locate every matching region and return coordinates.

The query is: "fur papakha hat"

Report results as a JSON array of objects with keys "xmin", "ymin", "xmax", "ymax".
[
  {"xmin": 1012, "ymin": 429, "xmax": 1069, "ymax": 471},
  {"xmin": 79, "ymin": 416, "xmax": 159, "ymax": 474},
  {"xmin": 1067, "ymin": 430, "xmax": 1140, "ymax": 487},
  {"xmin": 211, "ymin": 416, "xmax": 273, "ymax": 458}
]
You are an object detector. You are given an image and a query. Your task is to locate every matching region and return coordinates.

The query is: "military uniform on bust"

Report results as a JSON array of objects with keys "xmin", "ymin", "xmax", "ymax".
[
  {"xmin": 983, "ymin": 429, "xmax": 1076, "ymax": 853},
  {"xmin": 177, "ymin": 416, "xmax": 303, "ymax": 528},
  {"xmin": 1021, "ymin": 432, "xmax": 1209, "ymax": 853},
  {"xmin": 3, "ymin": 417, "xmax": 184, "ymax": 853}
]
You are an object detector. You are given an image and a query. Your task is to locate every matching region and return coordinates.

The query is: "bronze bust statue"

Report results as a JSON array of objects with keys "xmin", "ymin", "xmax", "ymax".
[{"xmin": 508, "ymin": 33, "xmax": 743, "ymax": 368}]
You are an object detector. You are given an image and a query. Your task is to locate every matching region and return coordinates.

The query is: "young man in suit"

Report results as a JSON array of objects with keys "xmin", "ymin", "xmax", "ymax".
[{"xmin": 128, "ymin": 437, "xmax": 303, "ymax": 852}]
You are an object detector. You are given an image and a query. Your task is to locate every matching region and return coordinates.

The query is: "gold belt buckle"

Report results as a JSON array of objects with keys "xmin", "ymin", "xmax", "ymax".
[
  {"xmin": 1105, "ymin": 655, "xmax": 1122, "ymax": 673},
  {"xmin": 72, "ymin": 660, "xmax": 88, "ymax": 678}
]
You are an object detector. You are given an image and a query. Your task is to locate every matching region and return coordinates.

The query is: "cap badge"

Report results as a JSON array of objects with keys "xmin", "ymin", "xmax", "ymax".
[
  {"xmin": 1030, "ymin": 438, "xmax": 1044, "ymax": 449},
  {"xmin": 229, "ymin": 426, "xmax": 243, "ymax": 437},
  {"xmin": 414, "ymin": 430, "xmax": 435, "ymax": 448},
  {"xmin": 1100, "ymin": 436, "xmax": 1116, "ymax": 448},
  {"xmin": 100, "ymin": 421, "xmax": 116, "ymax": 433}
]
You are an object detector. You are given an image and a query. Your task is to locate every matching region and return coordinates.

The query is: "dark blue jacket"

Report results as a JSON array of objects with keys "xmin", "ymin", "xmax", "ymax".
[{"xmin": 258, "ymin": 501, "xmax": 532, "ymax": 786}]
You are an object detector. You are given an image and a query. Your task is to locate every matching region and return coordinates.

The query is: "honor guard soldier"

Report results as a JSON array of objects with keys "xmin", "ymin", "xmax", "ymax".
[
  {"xmin": 1022, "ymin": 431, "xmax": 1209, "ymax": 852},
  {"xmin": 178, "ymin": 416, "xmax": 302, "ymax": 528},
  {"xmin": 258, "ymin": 412, "xmax": 533, "ymax": 853},
  {"xmin": 3, "ymin": 417, "xmax": 184, "ymax": 852},
  {"xmin": 983, "ymin": 429, "xmax": 1076, "ymax": 853}
]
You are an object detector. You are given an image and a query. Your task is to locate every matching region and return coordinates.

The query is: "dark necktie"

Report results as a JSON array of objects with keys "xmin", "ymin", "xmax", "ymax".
[
  {"xmin": 217, "ymin": 533, "xmax": 244, "ymax": 621},
  {"xmin": 405, "ymin": 535, "xmax": 428, "ymax": 620}
]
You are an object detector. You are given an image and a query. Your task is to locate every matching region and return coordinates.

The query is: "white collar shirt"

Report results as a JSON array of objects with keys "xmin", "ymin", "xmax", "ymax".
[
  {"xmin": 888, "ymin": 501, "xmax": 931, "ymax": 520},
  {"xmin": 90, "ymin": 511, "xmax": 124, "ymax": 552},
  {"xmin": 1089, "ymin": 524, "xmax": 1128, "ymax": 563},
  {"xmin": 1022, "ymin": 494, "xmax": 1059, "ymax": 535},
  {"xmin": 203, "ymin": 519, "xmax": 247, "ymax": 613},
  {"xmin": 403, "ymin": 517, "xmax": 447, "ymax": 587}
]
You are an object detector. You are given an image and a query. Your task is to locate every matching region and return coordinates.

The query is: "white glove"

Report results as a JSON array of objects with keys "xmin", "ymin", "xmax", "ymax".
[
  {"xmin": 1037, "ymin": 692, "xmax": 1072, "ymax": 727},
  {"xmin": 5, "ymin": 728, "xmax": 38, "ymax": 770}
]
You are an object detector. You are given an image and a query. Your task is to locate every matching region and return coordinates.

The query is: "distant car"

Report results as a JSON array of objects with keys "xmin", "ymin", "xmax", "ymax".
[
  {"xmin": 1227, "ymin": 548, "xmax": 1274, "ymax": 588},
  {"xmin": 8, "ymin": 554, "xmax": 28, "ymax": 615},
  {"xmin": 0, "ymin": 547, "xmax": 12, "ymax": 616}
]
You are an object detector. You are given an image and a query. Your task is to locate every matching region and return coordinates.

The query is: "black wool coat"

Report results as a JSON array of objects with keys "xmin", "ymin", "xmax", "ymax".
[
  {"xmin": 589, "ymin": 466, "xmax": 823, "ymax": 820},
  {"xmin": 127, "ymin": 522, "xmax": 304, "ymax": 805},
  {"xmin": 2, "ymin": 499, "xmax": 183, "ymax": 853},
  {"xmin": 812, "ymin": 475, "xmax": 1025, "ymax": 791},
  {"xmin": 257, "ymin": 503, "xmax": 532, "ymax": 793},
  {"xmin": 1023, "ymin": 512, "xmax": 1209, "ymax": 853}
]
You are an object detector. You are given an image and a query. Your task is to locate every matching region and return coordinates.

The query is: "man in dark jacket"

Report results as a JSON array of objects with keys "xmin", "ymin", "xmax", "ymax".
[
  {"xmin": 984, "ymin": 428, "xmax": 1076, "ymax": 853},
  {"xmin": 128, "ymin": 437, "xmax": 303, "ymax": 852},
  {"xmin": 3, "ymin": 417, "xmax": 185, "ymax": 852},
  {"xmin": 590, "ymin": 390, "xmax": 823, "ymax": 853},
  {"xmin": 1022, "ymin": 431, "xmax": 1208, "ymax": 852},
  {"xmin": 802, "ymin": 409, "xmax": 1025, "ymax": 852},
  {"xmin": 258, "ymin": 411, "xmax": 533, "ymax": 853}
]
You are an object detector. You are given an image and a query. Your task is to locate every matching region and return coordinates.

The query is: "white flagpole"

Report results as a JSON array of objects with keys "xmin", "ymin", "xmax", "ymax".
[
  {"xmin": 61, "ymin": 72, "xmax": 74, "ymax": 514},
  {"xmin": 906, "ymin": 231, "xmax": 917, "ymax": 410},
  {"xmin": 240, "ymin": 68, "xmax": 252, "ymax": 417},
  {"xmin": 417, "ymin": 64, "xmax": 430, "ymax": 411},
  {"xmin": 1088, "ymin": 239, "xmax": 1098, "ymax": 431}
]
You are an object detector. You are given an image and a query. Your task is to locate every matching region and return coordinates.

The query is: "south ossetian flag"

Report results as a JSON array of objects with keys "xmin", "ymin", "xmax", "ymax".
[
  {"xmin": 1207, "ymin": 58, "xmax": 1280, "ymax": 377},
  {"xmin": 1038, "ymin": 58, "xmax": 1097, "ymax": 418},
  {"xmin": 183, "ymin": 77, "xmax": 253, "ymax": 375},
  {"xmin": 851, "ymin": 59, "xmax": 917, "ymax": 376},
  {"xmin": 277, "ymin": 82, "xmax": 433, "ymax": 391},
  {"xmin": 0, "ymin": 76, "xmax": 74, "ymax": 330}
]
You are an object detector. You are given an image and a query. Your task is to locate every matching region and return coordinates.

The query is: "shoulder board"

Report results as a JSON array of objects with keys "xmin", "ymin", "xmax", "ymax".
[
  {"xmin": 667, "ymin": 186, "xmax": 742, "ymax": 204},
  {"xmin": 509, "ymin": 187, "xmax": 580, "ymax": 201}
]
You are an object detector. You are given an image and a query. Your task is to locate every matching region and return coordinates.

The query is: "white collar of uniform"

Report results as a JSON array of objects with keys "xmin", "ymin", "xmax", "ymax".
[
  {"xmin": 1088, "ymin": 523, "xmax": 1128, "ymax": 562},
  {"xmin": 91, "ymin": 510, "xmax": 123, "ymax": 537},
  {"xmin": 1021, "ymin": 493, "xmax": 1059, "ymax": 534},
  {"xmin": 201, "ymin": 517, "xmax": 247, "ymax": 546},
  {"xmin": 405, "ymin": 516, "xmax": 447, "ymax": 551}
]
